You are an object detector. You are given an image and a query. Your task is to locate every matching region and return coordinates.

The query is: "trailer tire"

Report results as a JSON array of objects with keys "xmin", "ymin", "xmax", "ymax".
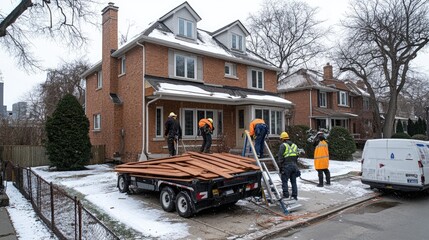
[
  {"xmin": 118, "ymin": 174, "xmax": 129, "ymax": 193},
  {"xmin": 175, "ymin": 191, "xmax": 194, "ymax": 218},
  {"xmin": 160, "ymin": 186, "xmax": 176, "ymax": 212}
]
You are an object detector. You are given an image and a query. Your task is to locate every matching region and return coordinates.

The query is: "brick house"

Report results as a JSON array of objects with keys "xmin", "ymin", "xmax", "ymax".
[
  {"xmin": 81, "ymin": 2, "xmax": 293, "ymax": 162},
  {"xmin": 278, "ymin": 63, "xmax": 374, "ymax": 139}
]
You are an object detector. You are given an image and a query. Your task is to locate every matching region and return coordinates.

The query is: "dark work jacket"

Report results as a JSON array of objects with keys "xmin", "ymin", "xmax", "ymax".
[{"xmin": 164, "ymin": 117, "xmax": 182, "ymax": 139}]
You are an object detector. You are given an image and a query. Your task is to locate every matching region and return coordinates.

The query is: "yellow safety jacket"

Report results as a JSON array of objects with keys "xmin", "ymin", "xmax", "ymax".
[
  {"xmin": 314, "ymin": 140, "xmax": 329, "ymax": 170},
  {"xmin": 282, "ymin": 143, "xmax": 298, "ymax": 158}
]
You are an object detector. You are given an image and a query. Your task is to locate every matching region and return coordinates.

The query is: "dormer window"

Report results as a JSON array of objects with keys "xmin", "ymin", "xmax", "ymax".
[
  {"xmin": 232, "ymin": 33, "xmax": 243, "ymax": 51},
  {"xmin": 178, "ymin": 18, "xmax": 194, "ymax": 38}
]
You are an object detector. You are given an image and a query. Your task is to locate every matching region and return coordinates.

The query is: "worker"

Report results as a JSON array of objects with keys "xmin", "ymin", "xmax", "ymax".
[
  {"xmin": 249, "ymin": 118, "xmax": 268, "ymax": 158},
  {"xmin": 198, "ymin": 118, "xmax": 214, "ymax": 153},
  {"xmin": 314, "ymin": 131, "xmax": 331, "ymax": 187},
  {"xmin": 277, "ymin": 132, "xmax": 300, "ymax": 200},
  {"xmin": 164, "ymin": 112, "xmax": 182, "ymax": 156}
]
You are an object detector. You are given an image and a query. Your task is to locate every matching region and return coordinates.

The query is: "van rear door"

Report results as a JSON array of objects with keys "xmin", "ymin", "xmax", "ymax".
[
  {"xmin": 384, "ymin": 140, "xmax": 419, "ymax": 186},
  {"xmin": 361, "ymin": 139, "xmax": 388, "ymax": 181}
]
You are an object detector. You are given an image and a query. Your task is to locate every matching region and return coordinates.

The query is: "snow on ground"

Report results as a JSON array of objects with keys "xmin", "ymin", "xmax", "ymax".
[
  {"xmin": 5, "ymin": 157, "xmax": 370, "ymax": 239},
  {"xmin": 5, "ymin": 182, "xmax": 58, "ymax": 239}
]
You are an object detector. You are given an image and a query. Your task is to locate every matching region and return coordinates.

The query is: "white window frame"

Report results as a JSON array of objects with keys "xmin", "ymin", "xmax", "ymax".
[
  {"xmin": 253, "ymin": 107, "xmax": 283, "ymax": 136},
  {"xmin": 232, "ymin": 33, "xmax": 243, "ymax": 51},
  {"xmin": 338, "ymin": 91, "xmax": 348, "ymax": 106},
  {"xmin": 178, "ymin": 18, "xmax": 194, "ymax": 39},
  {"xmin": 174, "ymin": 53, "xmax": 196, "ymax": 79},
  {"xmin": 225, "ymin": 62, "xmax": 237, "ymax": 78},
  {"xmin": 155, "ymin": 107, "xmax": 163, "ymax": 137},
  {"xmin": 97, "ymin": 70, "xmax": 102, "ymax": 89},
  {"xmin": 249, "ymin": 68, "xmax": 264, "ymax": 89},
  {"xmin": 93, "ymin": 114, "xmax": 101, "ymax": 131},
  {"xmin": 319, "ymin": 92, "xmax": 327, "ymax": 107},
  {"xmin": 120, "ymin": 56, "xmax": 126, "ymax": 75},
  {"xmin": 181, "ymin": 108, "xmax": 223, "ymax": 138},
  {"xmin": 363, "ymin": 97, "xmax": 370, "ymax": 110}
]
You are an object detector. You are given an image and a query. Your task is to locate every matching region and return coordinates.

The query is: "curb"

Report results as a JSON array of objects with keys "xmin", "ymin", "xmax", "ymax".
[{"xmin": 244, "ymin": 192, "xmax": 382, "ymax": 240}]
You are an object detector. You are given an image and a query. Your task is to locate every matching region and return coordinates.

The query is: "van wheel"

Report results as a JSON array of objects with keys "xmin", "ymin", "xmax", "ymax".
[
  {"xmin": 175, "ymin": 191, "xmax": 194, "ymax": 218},
  {"xmin": 118, "ymin": 174, "xmax": 129, "ymax": 193},
  {"xmin": 160, "ymin": 186, "xmax": 176, "ymax": 212}
]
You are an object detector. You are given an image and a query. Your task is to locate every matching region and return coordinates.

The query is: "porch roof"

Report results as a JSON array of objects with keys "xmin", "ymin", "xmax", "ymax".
[
  {"xmin": 145, "ymin": 75, "xmax": 293, "ymax": 108},
  {"xmin": 311, "ymin": 107, "xmax": 359, "ymax": 118}
]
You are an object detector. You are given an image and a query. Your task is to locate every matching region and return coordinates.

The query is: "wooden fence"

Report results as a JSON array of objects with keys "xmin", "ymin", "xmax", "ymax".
[{"xmin": 0, "ymin": 145, "xmax": 105, "ymax": 167}]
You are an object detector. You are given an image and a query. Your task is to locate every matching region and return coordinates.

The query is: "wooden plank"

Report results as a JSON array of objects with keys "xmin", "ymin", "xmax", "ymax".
[
  {"xmin": 211, "ymin": 154, "xmax": 260, "ymax": 170},
  {"xmin": 186, "ymin": 160, "xmax": 233, "ymax": 178},
  {"xmin": 161, "ymin": 163, "xmax": 203, "ymax": 176},
  {"xmin": 189, "ymin": 155, "xmax": 240, "ymax": 171},
  {"xmin": 115, "ymin": 168, "xmax": 190, "ymax": 177},
  {"xmin": 219, "ymin": 153, "xmax": 256, "ymax": 163}
]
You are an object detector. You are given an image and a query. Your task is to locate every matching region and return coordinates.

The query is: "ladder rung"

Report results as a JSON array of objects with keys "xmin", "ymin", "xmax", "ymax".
[{"xmin": 259, "ymin": 158, "xmax": 273, "ymax": 161}]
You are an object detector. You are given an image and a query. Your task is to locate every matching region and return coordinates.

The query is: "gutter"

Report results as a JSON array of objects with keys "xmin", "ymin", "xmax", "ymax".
[{"xmin": 137, "ymin": 42, "xmax": 148, "ymax": 161}]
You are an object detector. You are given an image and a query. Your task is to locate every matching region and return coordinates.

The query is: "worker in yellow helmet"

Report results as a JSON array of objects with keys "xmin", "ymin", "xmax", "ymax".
[
  {"xmin": 277, "ymin": 131, "xmax": 300, "ymax": 200},
  {"xmin": 198, "ymin": 118, "xmax": 214, "ymax": 153}
]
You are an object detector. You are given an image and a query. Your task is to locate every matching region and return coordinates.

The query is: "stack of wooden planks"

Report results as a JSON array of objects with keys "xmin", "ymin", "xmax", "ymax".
[{"xmin": 114, "ymin": 152, "xmax": 260, "ymax": 181}]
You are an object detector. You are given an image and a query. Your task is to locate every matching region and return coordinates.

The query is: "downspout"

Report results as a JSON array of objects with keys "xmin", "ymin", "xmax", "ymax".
[
  {"xmin": 146, "ymin": 95, "xmax": 162, "ymax": 157},
  {"xmin": 137, "ymin": 42, "xmax": 147, "ymax": 161},
  {"xmin": 309, "ymin": 89, "xmax": 313, "ymax": 129}
]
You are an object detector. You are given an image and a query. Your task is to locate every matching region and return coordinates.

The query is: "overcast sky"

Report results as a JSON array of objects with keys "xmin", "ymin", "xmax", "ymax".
[{"xmin": 1, "ymin": 0, "xmax": 429, "ymax": 110}]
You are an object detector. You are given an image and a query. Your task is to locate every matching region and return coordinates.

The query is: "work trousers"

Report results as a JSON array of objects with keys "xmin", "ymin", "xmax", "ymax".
[
  {"xmin": 281, "ymin": 163, "xmax": 299, "ymax": 198},
  {"xmin": 254, "ymin": 124, "xmax": 268, "ymax": 157},
  {"xmin": 317, "ymin": 169, "xmax": 331, "ymax": 186},
  {"xmin": 167, "ymin": 137, "xmax": 177, "ymax": 156},
  {"xmin": 200, "ymin": 130, "xmax": 212, "ymax": 153}
]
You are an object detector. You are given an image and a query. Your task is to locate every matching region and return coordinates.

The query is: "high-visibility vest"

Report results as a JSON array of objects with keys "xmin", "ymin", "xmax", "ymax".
[
  {"xmin": 314, "ymin": 140, "xmax": 329, "ymax": 170},
  {"xmin": 198, "ymin": 118, "xmax": 213, "ymax": 130},
  {"xmin": 282, "ymin": 143, "xmax": 298, "ymax": 158}
]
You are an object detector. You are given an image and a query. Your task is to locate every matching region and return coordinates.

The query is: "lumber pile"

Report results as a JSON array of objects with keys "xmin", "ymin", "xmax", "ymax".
[{"xmin": 114, "ymin": 152, "xmax": 260, "ymax": 181}]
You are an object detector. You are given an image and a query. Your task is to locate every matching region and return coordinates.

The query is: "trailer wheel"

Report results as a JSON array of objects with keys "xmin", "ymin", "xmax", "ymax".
[
  {"xmin": 175, "ymin": 191, "xmax": 194, "ymax": 218},
  {"xmin": 160, "ymin": 186, "xmax": 176, "ymax": 212},
  {"xmin": 118, "ymin": 174, "xmax": 129, "ymax": 193}
]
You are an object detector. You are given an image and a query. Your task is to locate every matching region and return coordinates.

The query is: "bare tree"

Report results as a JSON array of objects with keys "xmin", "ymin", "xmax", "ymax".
[
  {"xmin": 0, "ymin": 0, "xmax": 99, "ymax": 71},
  {"xmin": 400, "ymin": 73, "xmax": 429, "ymax": 119},
  {"xmin": 247, "ymin": 0, "xmax": 327, "ymax": 78},
  {"xmin": 336, "ymin": 0, "xmax": 429, "ymax": 138}
]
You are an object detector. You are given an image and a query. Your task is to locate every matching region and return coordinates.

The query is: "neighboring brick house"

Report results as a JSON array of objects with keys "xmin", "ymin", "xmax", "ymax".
[
  {"xmin": 278, "ymin": 63, "xmax": 374, "ymax": 139},
  {"xmin": 81, "ymin": 2, "xmax": 293, "ymax": 162}
]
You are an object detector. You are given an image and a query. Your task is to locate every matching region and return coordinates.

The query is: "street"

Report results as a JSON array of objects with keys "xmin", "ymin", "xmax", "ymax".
[{"xmin": 272, "ymin": 190, "xmax": 429, "ymax": 240}]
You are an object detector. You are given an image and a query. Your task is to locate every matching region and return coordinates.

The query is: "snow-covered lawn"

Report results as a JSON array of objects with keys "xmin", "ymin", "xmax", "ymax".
[{"xmin": 6, "ymin": 157, "xmax": 369, "ymax": 239}]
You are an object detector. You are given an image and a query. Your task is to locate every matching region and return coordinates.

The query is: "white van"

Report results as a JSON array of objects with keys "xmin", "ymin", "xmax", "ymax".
[{"xmin": 361, "ymin": 139, "xmax": 429, "ymax": 192}]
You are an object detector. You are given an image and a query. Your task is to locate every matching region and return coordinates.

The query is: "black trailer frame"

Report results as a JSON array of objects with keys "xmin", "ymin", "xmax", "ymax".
[{"xmin": 117, "ymin": 170, "xmax": 262, "ymax": 218}]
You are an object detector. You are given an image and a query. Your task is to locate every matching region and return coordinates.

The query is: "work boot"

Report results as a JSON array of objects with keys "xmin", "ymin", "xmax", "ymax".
[
  {"xmin": 291, "ymin": 196, "xmax": 298, "ymax": 201},
  {"xmin": 326, "ymin": 181, "xmax": 331, "ymax": 185},
  {"xmin": 317, "ymin": 184, "xmax": 323, "ymax": 187},
  {"xmin": 326, "ymin": 171, "xmax": 331, "ymax": 185}
]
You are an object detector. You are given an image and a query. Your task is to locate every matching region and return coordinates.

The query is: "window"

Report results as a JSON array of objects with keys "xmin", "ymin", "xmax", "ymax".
[
  {"xmin": 250, "ymin": 69, "xmax": 264, "ymax": 89},
  {"xmin": 225, "ymin": 62, "xmax": 237, "ymax": 78},
  {"xmin": 319, "ymin": 92, "xmax": 327, "ymax": 107},
  {"xmin": 178, "ymin": 18, "xmax": 194, "ymax": 38},
  {"xmin": 254, "ymin": 108, "xmax": 282, "ymax": 135},
  {"xmin": 97, "ymin": 70, "xmax": 102, "ymax": 89},
  {"xmin": 182, "ymin": 108, "xmax": 223, "ymax": 137},
  {"xmin": 93, "ymin": 114, "xmax": 101, "ymax": 130},
  {"xmin": 338, "ymin": 91, "xmax": 348, "ymax": 106},
  {"xmin": 232, "ymin": 33, "xmax": 243, "ymax": 51},
  {"xmin": 363, "ymin": 97, "xmax": 370, "ymax": 110},
  {"xmin": 238, "ymin": 109, "xmax": 244, "ymax": 128},
  {"xmin": 175, "ymin": 54, "xmax": 196, "ymax": 79},
  {"xmin": 155, "ymin": 107, "xmax": 163, "ymax": 137},
  {"xmin": 120, "ymin": 56, "xmax": 126, "ymax": 75}
]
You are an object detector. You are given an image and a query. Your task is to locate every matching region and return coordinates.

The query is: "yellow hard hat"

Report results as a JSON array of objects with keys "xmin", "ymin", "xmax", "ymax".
[
  {"xmin": 280, "ymin": 132, "xmax": 289, "ymax": 139},
  {"xmin": 207, "ymin": 118, "xmax": 213, "ymax": 123}
]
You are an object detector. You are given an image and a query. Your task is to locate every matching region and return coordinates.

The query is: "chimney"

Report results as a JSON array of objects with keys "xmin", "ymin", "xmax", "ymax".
[
  {"xmin": 323, "ymin": 63, "xmax": 333, "ymax": 80},
  {"xmin": 101, "ymin": 2, "xmax": 119, "ymax": 93}
]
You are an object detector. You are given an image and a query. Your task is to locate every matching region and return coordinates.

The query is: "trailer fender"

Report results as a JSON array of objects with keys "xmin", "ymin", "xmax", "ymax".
[{"xmin": 157, "ymin": 180, "xmax": 194, "ymax": 192}]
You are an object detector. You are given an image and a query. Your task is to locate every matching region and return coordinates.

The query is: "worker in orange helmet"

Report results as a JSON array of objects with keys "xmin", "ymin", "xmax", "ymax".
[{"xmin": 198, "ymin": 117, "xmax": 214, "ymax": 153}]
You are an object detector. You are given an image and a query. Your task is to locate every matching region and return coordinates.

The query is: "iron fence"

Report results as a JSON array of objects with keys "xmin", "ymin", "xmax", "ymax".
[{"xmin": 5, "ymin": 161, "xmax": 119, "ymax": 240}]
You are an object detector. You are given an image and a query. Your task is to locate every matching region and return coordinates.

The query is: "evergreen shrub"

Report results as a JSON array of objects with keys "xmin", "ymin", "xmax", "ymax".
[
  {"xmin": 391, "ymin": 132, "xmax": 411, "ymax": 139},
  {"xmin": 327, "ymin": 127, "xmax": 356, "ymax": 161},
  {"xmin": 45, "ymin": 94, "xmax": 91, "ymax": 170}
]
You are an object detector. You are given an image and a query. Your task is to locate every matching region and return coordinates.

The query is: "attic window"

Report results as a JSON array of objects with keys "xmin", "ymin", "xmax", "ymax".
[
  {"xmin": 178, "ymin": 18, "xmax": 194, "ymax": 38},
  {"xmin": 109, "ymin": 93, "xmax": 122, "ymax": 105},
  {"xmin": 232, "ymin": 33, "xmax": 243, "ymax": 51}
]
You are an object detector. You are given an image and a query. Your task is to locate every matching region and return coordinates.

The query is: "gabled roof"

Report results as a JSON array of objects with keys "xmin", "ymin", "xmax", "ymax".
[
  {"xmin": 312, "ymin": 107, "xmax": 358, "ymax": 118},
  {"xmin": 344, "ymin": 80, "xmax": 370, "ymax": 97},
  {"xmin": 278, "ymin": 69, "xmax": 337, "ymax": 93},
  {"xmin": 211, "ymin": 20, "xmax": 250, "ymax": 37},
  {"xmin": 158, "ymin": 1, "xmax": 202, "ymax": 22},
  {"xmin": 145, "ymin": 75, "xmax": 293, "ymax": 108}
]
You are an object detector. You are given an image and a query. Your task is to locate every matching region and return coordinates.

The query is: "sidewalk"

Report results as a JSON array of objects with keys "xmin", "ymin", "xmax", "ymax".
[{"xmin": 0, "ymin": 193, "xmax": 17, "ymax": 240}]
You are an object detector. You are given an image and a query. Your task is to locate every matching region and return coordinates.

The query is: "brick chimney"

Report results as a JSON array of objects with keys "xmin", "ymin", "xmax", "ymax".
[
  {"xmin": 323, "ymin": 63, "xmax": 333, "ymax": 80},
  {"xmin": 102, "ymin": 2, "xmax": 119, "ymax": 93}
]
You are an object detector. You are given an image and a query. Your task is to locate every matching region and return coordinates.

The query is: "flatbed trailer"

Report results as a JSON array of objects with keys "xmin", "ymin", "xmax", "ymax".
[
  {"xmin": 117, "ymin": 169, "xmax": 262, "ymax": 218},
  {"xmin": 115, "ymin": 152, "xmax": 263, "ymax": 217}
]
